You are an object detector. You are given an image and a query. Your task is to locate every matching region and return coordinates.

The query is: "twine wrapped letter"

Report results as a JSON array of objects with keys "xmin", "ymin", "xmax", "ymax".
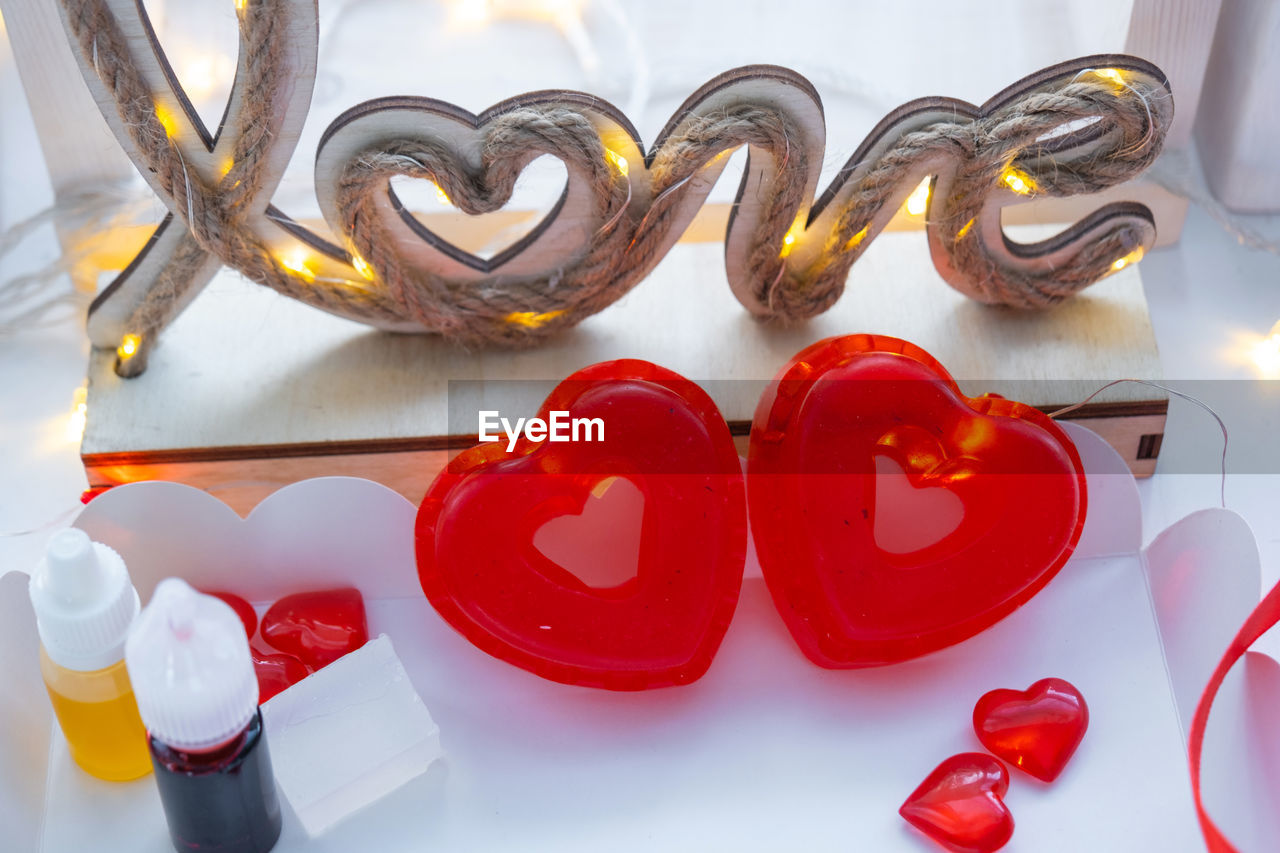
[{"xmin": 59, "ymin": 0, "xmax": 1173, "ymax": 376}]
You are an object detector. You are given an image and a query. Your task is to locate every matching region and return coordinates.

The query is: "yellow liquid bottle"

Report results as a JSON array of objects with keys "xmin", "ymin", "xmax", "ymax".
[
  {"xmin": 30, "ymin": 529, "xmax": 151, "ymax": 781},
  {"xmin": 40, "ymin": 649, "xmax": 151, "ymax": 781}
]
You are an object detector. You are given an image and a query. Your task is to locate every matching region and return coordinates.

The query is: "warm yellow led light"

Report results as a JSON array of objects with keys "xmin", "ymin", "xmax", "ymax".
[
  {"xmin": 505, "ymin": 309, "xmax": 565, "ymax": 328},
  {"xmin": 434, "ymin": 183, "xmax": 452, "ymax": 206},
  {"xmin": 117, "ymin": 334, "xmax": 141, "ymax": 360},
  {"xmin": 955, "ymin": 218, "xmax": 975, "ymax": 240},
  {"xmin": 280, "ymin": 249, "xmax": 316, "ymax": 283},
  {"xmin": 450, "ymin": 0, "xmax": 491, "ymax": 26},
  {"xmin": 905, "ymin": 177, "xmax": 931, "ymax": 216},
  {"xmin": 844, "ymin": 224, "xmax": 870, "ymax": 251},
  {"xmin": 235, "ymin": 0, "xmax": 247, "ymax": 11},
  {"xmin": 778, "ymin": 218, "xmax": 806, "ymax": 259},
  {"xmin": 176, "ymin": 54, "xmax": 232, "ymax": 102},
  {"xmin": 1111, "ymin": 246, "xmax": 1145, "ymax": 272},
  {"xmin": 1254, "ymin": 321, "xmax": 1280, "ymax": 376},
  {"xmin": 1093, "ymin": 68, "xmax": 1125, "ymax": 86},
  {"xmin": 605, "ymin": 148, "xmax": 630, "ymax": 177},
  {"xmin": 1002, "ymin": 168, "xmax": 1035, "ymax": 196},
  {"xmin": 351, "ymin": 254, "xmax": 375, "ymax": 280},
  {"xmin": 155, "ymin": 103, "xmax": 179, "ymax": 138},
  {"xmin": 66, "ymin": 384, "xmax": 88, "ymax": 443}
]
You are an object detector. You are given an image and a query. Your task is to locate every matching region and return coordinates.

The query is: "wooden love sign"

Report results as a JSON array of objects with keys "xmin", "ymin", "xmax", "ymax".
[{"xmin": 57, "ymin": 0, "xmax": 1173, "ymax": 376}]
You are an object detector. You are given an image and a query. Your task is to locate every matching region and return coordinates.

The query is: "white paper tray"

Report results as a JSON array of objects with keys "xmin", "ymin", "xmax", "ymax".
[{"xmin": 0, "ymin": 424, "xmax": 1270, "ymax": 852}]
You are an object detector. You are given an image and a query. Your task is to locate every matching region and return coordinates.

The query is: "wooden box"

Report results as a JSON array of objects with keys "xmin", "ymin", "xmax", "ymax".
[{"xmin": 82, "ymin": 231, "xmax": 1166, "ymax": 515}]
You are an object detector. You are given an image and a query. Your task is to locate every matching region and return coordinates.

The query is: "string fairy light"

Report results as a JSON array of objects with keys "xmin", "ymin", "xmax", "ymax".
[
  {"xmin": 1001, "ymin": 167, "xmax": 1035, "ymax": 196},
  {"xmin": 844, "ymin": 224, "xmax": 869, "ymax": 251},
  {"xmin": 905, "ymin": 177, "xmax": 930, "ymax": 216},
  {"xmin": 1254, "ymin": 320, "xmax": 1280, "ymax": 376},
  {"xmin": 117, "ymin": 333, "xmax": 141, "ymax": 361},
  {"xmin": 66, "ymin": 383, "xmax": 88, "ymax": 443},
  {"xmin": 604, "ymin": 148, "xmax": 630, "ymax": 177},
  {"xmin": 1110, "ymin": 246, "xmax": 1145, "ymax": 272},
  {"xmin": 351, "ymin": 254, "xmax": 376, "ymax": 281},
  {"xmin": 1091, "ymin": 68, "xmax": 1126, "ymax": 87},
  {"xmin": 175, "ymin": 54, "xmax": 235, "ymax": 104},
  {"xmin": 778, "ymin": 216, "xmax": 806, "ymax": 259},
  {"xmin": 154, "ymin": 103, "xmax": 179, "ymax": 138},
  {"xmin": 505, "ymin": 309, "xmax": 565, "ymax": 328},
  {"xmin": 279, "ymin": 249, "xmax": 316, "ymax": 283}
]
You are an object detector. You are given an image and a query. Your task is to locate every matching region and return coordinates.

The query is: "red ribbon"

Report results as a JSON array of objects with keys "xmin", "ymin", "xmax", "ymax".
[{"xmin": 1189, "ymin": 577, "xmax": 1280, "ymax": 852}]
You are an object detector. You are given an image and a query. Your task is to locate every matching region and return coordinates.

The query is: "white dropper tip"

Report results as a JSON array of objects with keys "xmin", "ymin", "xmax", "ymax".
[
  {"xmin": 126, "ymin": 578, "xmax": 259, "ymax": 751},
  {"xmin": 44, "ymin": 529, "xmax": 104, "ymax": 607},
  {"xmin": 165, "ymin": 584, "xmax": 197, "ymax": 643}
]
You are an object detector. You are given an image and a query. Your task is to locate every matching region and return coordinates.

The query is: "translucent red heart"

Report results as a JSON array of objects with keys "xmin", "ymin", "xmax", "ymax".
[
  {"xmin": 900, "ymin": 753, "xmax": 1014, "ymax": 853},
  {"xmin": 973, "ymin": 677, "xmax": 1089, "ymax": 782}
]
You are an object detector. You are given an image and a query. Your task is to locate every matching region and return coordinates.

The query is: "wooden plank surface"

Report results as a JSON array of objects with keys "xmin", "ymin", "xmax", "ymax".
[{"xmin": 84, "ymin": 227, "xmax": 1164, "ymax": 455}]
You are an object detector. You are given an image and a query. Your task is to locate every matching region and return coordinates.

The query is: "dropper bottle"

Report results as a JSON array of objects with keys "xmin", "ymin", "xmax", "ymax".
[
  {"xmin": 28, "ymin": 528, "xmax": 150, "ymax": 781},
  {"xmin": 126, "ymin": 578, "xmax": 283, "ymax": 853}
]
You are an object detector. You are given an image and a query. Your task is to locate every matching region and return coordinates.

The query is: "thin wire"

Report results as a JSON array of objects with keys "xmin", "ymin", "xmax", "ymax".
[{"xmin": 1048, "ymin": 379, "xmax": 1229, "ymax": 508}]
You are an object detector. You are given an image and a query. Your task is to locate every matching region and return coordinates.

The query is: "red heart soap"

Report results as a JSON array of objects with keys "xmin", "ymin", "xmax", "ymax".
[
  {"xmin": 260, "ymin": 587, "xmax": 368, "ymax": 669},
  {"xmin": 749, "ymin": 334, "xmax": 1086, "ymax": 666},
  {"xmin": 900, "ymin": 753, "xmax": 1013, "ymax": 853},
  {"xmin": 973, "ymin": 677, "xmax": 1089, "ymax": 782},
  {"xmin": 251, "ymin": 644, "xmax": 311, "ymax": 703},
  {"xmin": 415, "ymin": 360, "xmax": 747, "ymax": 690}
]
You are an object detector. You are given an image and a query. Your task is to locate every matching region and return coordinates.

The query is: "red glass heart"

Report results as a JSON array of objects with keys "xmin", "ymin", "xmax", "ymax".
[
  {"xmin": 973, "ymin": 677, "xmax": 1089, "ymax": 782},
  {"xmin": 748, "ymin": 334, "xmax": 1086, "ymax": 667},
  {"xmin": 203, "ymin": 590, "xmax": 258, "ymax": 639},
  {"xmin": 900, "ymin": 753, "xmax": 1013, "ymax": 853},
  {"xmin": 251, "ymin": 644, "xmax": 311, "ymax": 703},
  {"xmin": 415, "ymin": 360, "xmax": 747, "ymax": 690},
  {"xmin": 259, "ymin": 587, "xmax": 369, "ymax": 670}
]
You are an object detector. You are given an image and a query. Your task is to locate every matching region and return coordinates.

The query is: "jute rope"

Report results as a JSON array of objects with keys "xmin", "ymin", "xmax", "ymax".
[{"xmin": 60, "ymin": 0, "xmax": 1170, "ymax": 376}]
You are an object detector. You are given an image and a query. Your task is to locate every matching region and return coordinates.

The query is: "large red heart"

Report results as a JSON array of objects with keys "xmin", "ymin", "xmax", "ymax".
[
  {"xmin": 748, "ymin": 334, "xmax": 1086, "ymax": 667},
  {"xmin": 973, "ymin": 677, "xmax": 1089, "ymax": 782},
  {"xmin": 900, "ymin": 753, "xmax": 1014, "ymax": 853},
  {"xmin": 415, "ymin": 360, "xmax": 747, "ymax": 690}
]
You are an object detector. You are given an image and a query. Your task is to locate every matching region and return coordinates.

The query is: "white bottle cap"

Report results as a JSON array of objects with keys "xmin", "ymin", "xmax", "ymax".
[
  {"xmin": 29, "ymin": 528, "xmax": 140, "ymax": 672},
  {"xmin": 125, "ymin": 578, "xmax": 259, "ymax": 751}
]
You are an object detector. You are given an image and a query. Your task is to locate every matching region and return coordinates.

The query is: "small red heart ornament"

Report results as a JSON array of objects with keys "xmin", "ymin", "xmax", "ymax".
[
  {"xmin": 415, "ymin": 360, "xmax": 747, "ymax": 690},
  {"xmin": 900, "ymin": 753, "xmax": 1014, "ymax": 853},
  {"xmin": 749, "ymin": 334, "xmax": 1086, "ymax": 666},
  {"xmin": 204, "ymin": 590, "xmax": 258, "ymax": 640},
  {"xmin": 260, "ymin": 587, "xmax": 369, "ymax": 669},
  {"xmin": 202, "ymin": 589, "xmax": 313, "ymax": 700},
  {"xmin": 251, "ymin": 645, "xmax": 312, "ymax": 703},
  {"xmin": 973, "ymin": 677, "xmax": 1089, "ymax": 782}
]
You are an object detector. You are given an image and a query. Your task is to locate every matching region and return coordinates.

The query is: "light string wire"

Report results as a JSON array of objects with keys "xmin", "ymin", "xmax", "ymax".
[{"xmin": 1048, "ymin": 379, "xmax": 1230, "ymax": 508}]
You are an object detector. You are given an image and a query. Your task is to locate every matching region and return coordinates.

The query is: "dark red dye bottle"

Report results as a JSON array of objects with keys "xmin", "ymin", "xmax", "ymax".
[
  {"xmin": 125, "ymin": 580, "xmax": 283, "ymax": 853},
  {"xmin": 148, "ymin": 708, "xmax": 282, "ymax": 852}
]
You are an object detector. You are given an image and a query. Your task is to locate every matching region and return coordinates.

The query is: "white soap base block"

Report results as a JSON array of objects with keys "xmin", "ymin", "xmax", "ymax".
[{"xmin": 261, "ymin": 635, "xmax": 442, "ymax": 838}]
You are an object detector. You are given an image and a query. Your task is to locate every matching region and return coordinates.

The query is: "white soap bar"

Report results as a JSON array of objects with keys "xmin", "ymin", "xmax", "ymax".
[{"xmin": 261, "ymin": 634, "xmax": 442, "ymax": 837}]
